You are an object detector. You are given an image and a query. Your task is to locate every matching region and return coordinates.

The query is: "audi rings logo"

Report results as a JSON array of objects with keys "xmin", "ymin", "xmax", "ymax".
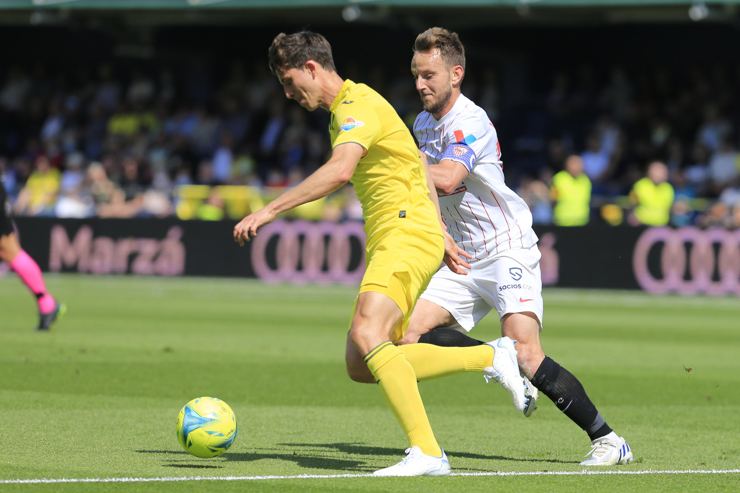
[
  {"xmin": 633, "ymin": 227, "xmax": 739, "ymax": 296},
  {"xmin": 251, "ymin": 220, "xmax": 366, "ymax": 285}
]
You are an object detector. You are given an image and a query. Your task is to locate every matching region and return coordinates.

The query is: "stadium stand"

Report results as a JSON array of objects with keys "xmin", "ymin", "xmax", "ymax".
[{"xmin": 0, "ymin": 4, "xmax": 738, "ymax": 227}]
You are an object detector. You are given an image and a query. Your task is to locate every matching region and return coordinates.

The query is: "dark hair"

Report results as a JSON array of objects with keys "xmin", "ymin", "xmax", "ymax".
[
  {"xmin": 268, "ymin": 31, "xmax": 336, "ymax": 74},
  {"xmin": 413, "ymin": 27, "xmax": 466, "ymax": 70}
]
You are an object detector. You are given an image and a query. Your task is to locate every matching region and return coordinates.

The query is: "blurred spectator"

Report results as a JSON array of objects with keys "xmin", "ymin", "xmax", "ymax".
[
  {"xmin": 698, "ymin": 201, "xmax": 730, "ymax": 228},
  {"xmin": 684, "ymin": 143, "xmax": 710, "ymax": 195},
  {"xmin": 85, "ymin": 162, "xmax": 123, "ymax": 213},
  {"xmin": 699, "ymin": 185, "xmax": 740, "ymax": 228},
  {"xmin": 595, "ymin": 115, "xmax": 622, "ymax": 162},
  {"xmin": 127, "ymin": 71, "xmax": 155, "ymax": 105},
  {"xmin": 697, "ymin": 104, "xmax": 731, "ymax": 153},
  {"xmin": 98, "ymin": 156, "xmax": 147, "ymax": 217},
  {"xmin": 707, "ymin": 138, "xmax": 739, "ymax": 195},
  {"xmin": 84, "ymin": 103, "xmax": 109, "ymax": 160},
  {"xmin": 59, "ymin": 152, "xmax": 86, "ymax": 194},
  {"xmin": 55, "ymin": 152, "xmax": 92, "ymax": 218},
  {"xmin": 670, "ymin": 168, "xmax": 699, "ymax": 227},
  {"xmin": 0, "ymin": 157, "xmax": 19, "ymax": 199},
  {"xmin": 108, "ymin": 103, "xmax": 139, "ymax": 138},
  {"xmin": 40, "ymin": 99, "xmax": 64, "ymax": 143},
  {"xmin": 212, "ymin": 133, "xmax": 234, "ymax": 184},
  {"xmin": 14, "ymin": 155, "xmax": 60, "ymax": 216},
  {"xmin": 519, "ymin": 175, "xmax": 553, "ymax": 225},
  {"xmin": 580, "ymin": 133, "xmax": 615, "ymax": 195},
  {"xmin": 94, "ymin": 64, "xmax": 121, "ymax": 112},
  {"xmin": 629, "ymin": 161, "xmax": 674, "ymax": 226},
  {"xmin": 0, "ymin": 67, "xmax": 31, "ymax": 112},
  {"xmin": 196, "ymin": 189, "xmax": 225, "ymax": 221},
  {"xmin": 141, "ymin": 189, "xmax": 173, "ymax": 218},
  {"xmin": 551, "ymin": 155, "xmax": 591, "ymax": 226},
  {"xmin": 258, "ymin": 100, "xmax": 287, "ymax": 174},
  {"xmin": 231, "ymin": 148, "xmax": 258, "ymax": 186}
]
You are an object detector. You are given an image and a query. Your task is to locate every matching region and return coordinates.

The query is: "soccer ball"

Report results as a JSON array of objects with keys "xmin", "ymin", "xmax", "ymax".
[{"xmin": 176, "ymin": 397, "xmax": 238, "ymax": 458}]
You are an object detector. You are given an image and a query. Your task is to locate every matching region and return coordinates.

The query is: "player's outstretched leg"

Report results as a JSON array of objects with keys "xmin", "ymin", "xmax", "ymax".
[
  {"xmin": 4, "ymin": 242, "xmax": 64, "ymax": 331},
  {"xmin": 420, "ymin": 328, "xmax": 538, "ymax": 416},
  {"xmin": 400, "ymin": 329, "xmax": 536, "ymax": 416},
  {"xmin": 395, "ymin": 336, "xmax": 531, "ymax": 414}
]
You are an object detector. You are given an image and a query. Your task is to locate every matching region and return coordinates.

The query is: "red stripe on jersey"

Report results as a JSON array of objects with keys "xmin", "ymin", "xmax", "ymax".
[
  {"xmin": 454, "ymin": 129, "xmax": 465, "ymax": 143},
  {"xmin": 463, "ymin": 200, "xmax": 489, "ymax": 255},
  {"xmin": 477, "ymin": 195, "xmax": 498, "ymax": 254},
  {"xmin": 490, "ymin": 191, "xmax": 513, "ymax": 250}
]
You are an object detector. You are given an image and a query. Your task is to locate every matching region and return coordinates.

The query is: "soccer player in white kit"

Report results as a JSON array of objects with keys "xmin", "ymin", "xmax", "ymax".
[{"xmin": 404, "ymin": 27, "xmax": 633, "ymax": 466}]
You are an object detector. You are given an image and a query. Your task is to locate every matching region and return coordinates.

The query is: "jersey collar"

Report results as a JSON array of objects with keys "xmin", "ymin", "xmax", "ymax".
[
  {"xmin": 433, "ymin": 93, "xmax": 469, "ymax": 123},
  {"xmin": 330, "ymin": 79, "xmax": 355, "ymax": 113}
]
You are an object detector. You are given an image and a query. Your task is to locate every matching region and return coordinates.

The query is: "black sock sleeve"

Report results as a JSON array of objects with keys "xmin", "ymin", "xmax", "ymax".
[
  {"xmin": 531, "ymin": 356, "xmax": 612, "ymax": 441},
  {"xmin": 418, "ymin": 328, "xmax": 485, "ymax": 347}
]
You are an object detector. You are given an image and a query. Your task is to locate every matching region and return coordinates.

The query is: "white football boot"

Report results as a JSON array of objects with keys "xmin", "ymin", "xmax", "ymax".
[
  {"xmin": 483, "ymin": 337, "xmax": 534, "ymax": 415},
  {"xmin": 580, "ymin": 432, "xmax": 634, "ymax": 466},
  {"xmin": 373, "ymin": 446, "xmax": 451, "ymax": 477}
]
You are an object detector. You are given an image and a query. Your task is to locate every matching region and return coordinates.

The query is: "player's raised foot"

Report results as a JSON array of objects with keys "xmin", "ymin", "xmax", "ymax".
[
  {"xmin": 522, "ymin": 376, "xmax": 538, "ymax": 417},
  {"xmin": 373, "ymin": 447, "xmax": 450, "ymax": 477},
  {"xmin": 37, "ymin": 302, "xmax": 66, "ymax": 331},
  {"xmin": 483, "ymin": 336, "xmax": 530, "ymax": 413},
  {"xmin": 580, "ymin": 432, "xmax": 633, "ymax": 466}
]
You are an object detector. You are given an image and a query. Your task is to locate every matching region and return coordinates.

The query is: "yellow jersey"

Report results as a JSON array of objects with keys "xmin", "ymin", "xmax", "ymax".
[
  {"xmin": 329, "ymin": 80, "xmax": 442, "ymax": 253},
  {"xmin": 25, "ymin": 169, "xmax": 60, "ymax": 209},
  {"xmin": 632, "ymin": 178, "xmax": 674, "ymax": 226},
  {"xmin": 552, "ymin": 170, "xmax": 591, "ymax": 226}
]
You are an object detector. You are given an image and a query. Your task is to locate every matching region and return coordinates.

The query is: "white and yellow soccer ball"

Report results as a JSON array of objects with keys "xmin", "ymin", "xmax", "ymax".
[{"xmin": 176, "ymin": 397, "xmax": 237, "ymax": 458}]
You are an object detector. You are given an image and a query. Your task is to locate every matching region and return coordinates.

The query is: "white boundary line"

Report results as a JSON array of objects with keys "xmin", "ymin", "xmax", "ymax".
[{"xmin": 2, "ymin": 469, "xmax": 739, "ymax": 484}]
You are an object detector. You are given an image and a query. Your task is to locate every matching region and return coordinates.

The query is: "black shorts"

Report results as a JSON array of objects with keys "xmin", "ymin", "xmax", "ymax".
[{"xmin": 0, "ymin": 181, "xmax": 15, "ymax": 236}]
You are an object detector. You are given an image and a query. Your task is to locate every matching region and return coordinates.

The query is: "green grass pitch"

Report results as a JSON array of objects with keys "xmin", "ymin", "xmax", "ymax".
[{"xmin": 1, "ymin": 274, "xmax": 739, "ymax": 492}]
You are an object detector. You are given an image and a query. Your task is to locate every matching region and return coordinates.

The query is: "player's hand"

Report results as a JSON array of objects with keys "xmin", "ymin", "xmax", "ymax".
[
  {"xmin": 443, "ymin": 231, "xmax": 472, "ymax": 275},
  {"xmin": 233, "ymin": 208, "xmax": 276, "ymax": 246}
]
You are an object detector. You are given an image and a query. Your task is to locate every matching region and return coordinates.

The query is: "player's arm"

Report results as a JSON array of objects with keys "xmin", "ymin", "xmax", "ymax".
[
  {"xmin": 421, "ymin": 151, "xmax": 472, "ymax": 275},
  {"xmin": 233, "ymin": 143, "xmax": 363, "ymax": 245},
  {"xmin": 427, "ymin": 116, "xmax": 487, "ymax": 194},
  {"xmin": 427, "ymin": 156, "xmax": 470, "ymax": 195}
]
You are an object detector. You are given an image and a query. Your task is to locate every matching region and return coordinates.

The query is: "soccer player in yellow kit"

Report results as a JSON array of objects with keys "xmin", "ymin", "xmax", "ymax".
[{"xmin": 234, "ymin": 31, "xmax": 530, "ymax": 476}]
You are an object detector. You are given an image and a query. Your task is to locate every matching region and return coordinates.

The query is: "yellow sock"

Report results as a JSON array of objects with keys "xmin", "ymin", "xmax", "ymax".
[
  {"xmin": 399, "ymin": 343, "xmax": 493, "ymax": 380},
  {"xmin": 364, "ymin": 342, "xmax": 442, "ymax": 457}
]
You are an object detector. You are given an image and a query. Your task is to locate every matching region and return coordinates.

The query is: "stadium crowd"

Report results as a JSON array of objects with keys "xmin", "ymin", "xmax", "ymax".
[{"xmin": 1, "ymin": 59, "xmax": 738, "ymax": 228}]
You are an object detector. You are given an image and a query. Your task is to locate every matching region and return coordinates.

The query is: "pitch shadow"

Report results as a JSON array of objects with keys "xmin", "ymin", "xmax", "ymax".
[
  {"xmin": 136, "ymin": 448, "xmax": 369, "ymax": 472},
  {"xmin": 135, "ymin": 440, "xmax": 578, "ymax": 472},
  {"xmin": 163, "ymin": 463, "xmax": 223, "ymax": 469},
  {"xmin": 281, "ymin": 442, "xmax": 579, "ymax": 465}
]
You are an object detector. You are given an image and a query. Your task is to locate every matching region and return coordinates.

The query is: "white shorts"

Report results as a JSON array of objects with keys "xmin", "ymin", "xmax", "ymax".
[{"xmin": 420, "ymin": 244, "xmax": 544, "ymax": 331}]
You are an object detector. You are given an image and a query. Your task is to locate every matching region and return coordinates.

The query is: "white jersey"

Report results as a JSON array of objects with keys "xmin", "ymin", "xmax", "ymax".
[{"xmin": 413, "ymin": 94, "xmax": 538, "ymax": 262}]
